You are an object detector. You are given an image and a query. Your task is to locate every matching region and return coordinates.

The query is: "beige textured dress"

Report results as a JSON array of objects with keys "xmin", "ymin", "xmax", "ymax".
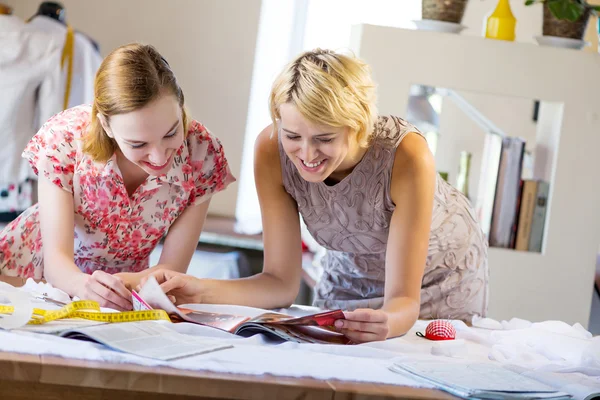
[{"xmin": 279, "ymin": 115, "xmax": 489, "ymax": 320}]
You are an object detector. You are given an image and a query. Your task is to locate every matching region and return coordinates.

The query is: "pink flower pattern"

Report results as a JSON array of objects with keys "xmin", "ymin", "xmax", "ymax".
[{"xmin": 0, "ymin": 105, "xmax": 235, "ymax": 279}]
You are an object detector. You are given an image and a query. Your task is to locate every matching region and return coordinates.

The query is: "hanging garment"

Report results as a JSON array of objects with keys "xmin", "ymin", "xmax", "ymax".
[
  {"xmin": 0, "ymin": 15, "xmax": 62, "ymax": 216},
  {"xmin": 27, "ymin": 15, "xmax": 102, "ymax": 109}
]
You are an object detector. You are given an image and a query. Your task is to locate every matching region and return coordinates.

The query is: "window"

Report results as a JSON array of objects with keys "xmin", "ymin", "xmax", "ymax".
[{"xmin": 302, "ymin": 0, "xmax": 421, "ymax": 51}]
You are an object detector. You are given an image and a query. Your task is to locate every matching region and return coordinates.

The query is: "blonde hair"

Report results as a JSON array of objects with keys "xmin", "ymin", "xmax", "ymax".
[
  {"xmin": 83, "ymin": 43, "xmax": 189, "ymax": 161},
  {"xmin": 269, "ymin": 49, "xmax": 377, "ymax": 148}
]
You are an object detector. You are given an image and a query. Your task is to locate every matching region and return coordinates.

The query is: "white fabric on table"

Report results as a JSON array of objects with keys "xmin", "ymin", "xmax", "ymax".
[
  {"xmin": 1, "ymin": 281, "xmax": 600, "ymax": 398},
  {"xmin": 0, "ymin": 327, "xmax": 423, "ymax": 388}
]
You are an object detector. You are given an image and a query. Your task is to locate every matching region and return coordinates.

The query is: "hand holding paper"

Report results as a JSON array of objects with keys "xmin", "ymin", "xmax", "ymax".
[{"xmin": 139, "ymin": 269, "xmax": 202, "ymax": 305}]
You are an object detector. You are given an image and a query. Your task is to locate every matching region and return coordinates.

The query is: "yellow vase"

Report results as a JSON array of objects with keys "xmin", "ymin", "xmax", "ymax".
[{"xmin": 485, "ymin": 0, "xmax": 516, "ymax": 41}]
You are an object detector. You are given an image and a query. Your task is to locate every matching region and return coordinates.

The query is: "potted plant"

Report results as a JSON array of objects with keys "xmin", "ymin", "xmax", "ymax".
[
  {"xmin": 525, "ymin": 0, "xmax": 600, "ymax": 39},
  {"xmin": 422, "ymin": 0, "xmax": 470, "ymax": 23}
]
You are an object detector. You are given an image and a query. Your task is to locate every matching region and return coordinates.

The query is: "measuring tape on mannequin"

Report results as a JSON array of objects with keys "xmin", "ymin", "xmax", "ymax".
[{"xmin": 0, "ymin": 300, "xmax": 170, "ymax": 325}]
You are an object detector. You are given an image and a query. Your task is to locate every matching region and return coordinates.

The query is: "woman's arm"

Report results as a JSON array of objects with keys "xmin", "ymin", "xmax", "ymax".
[
  {"xmin": 145, "ymin": 125, "xmax": 304, "ymax": 309},
  {"xmin": 116, "ymin": 199, "xmax": 211, "ymax": 288},
  {"xmin": 382, "ymin": 132, "xmax": 436, "ymax": 336},
  {"xmin": 0, "ymin": 276, "xmax": 38, "ymax": 287},
  {"xmin": 39, "ymin": 176, "xmax": 132, "ymax": 310},
  {"xmin": 335, "ymin": 132, "xmax": 436, "ymax": 342}
]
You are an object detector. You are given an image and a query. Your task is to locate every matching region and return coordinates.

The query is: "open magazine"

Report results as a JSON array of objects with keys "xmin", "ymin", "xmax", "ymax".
[
  {"xmin": 135, "ymin": 276, "xmax": 350, "ymax": 345},
  {"xmin": 58, "ymin": 320, "xmax": 232, "ymax": 361}
]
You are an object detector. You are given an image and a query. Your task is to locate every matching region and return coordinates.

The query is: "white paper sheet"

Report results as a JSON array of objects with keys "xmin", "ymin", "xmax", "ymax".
[{"xmin": 137, "ymin": 276, "xmax": 181, "ymax": 314}]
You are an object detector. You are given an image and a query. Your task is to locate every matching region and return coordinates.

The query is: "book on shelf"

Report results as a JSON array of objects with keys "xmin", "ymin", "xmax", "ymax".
[
  {"xmin": 509, "ymin": 179, "xmax": 525, "ymax": 249},
  {"xmin": 515, "ymin": 180, "xmax": 538, "ymax": 251},
  {"xmin": 512, "ymin": 179, "xmax": 550, "ymax": 252},
  {"xmin": 135, "ymin": 277, "xmax": 350, "ymax": 345},
  {"xmin": 489, "ymin": 136, "xmax": 526, "ymax": 248},
  {"xmin": 476, "ymin": 134, "xmax": 503, "ymax": 238},
  {"xmin": 528, "ymin": 181, "xmax": 550, "ymax": 252},
  {"xmin": 497, "ymin": 178, "xmax": 550, "ymax": 252}
]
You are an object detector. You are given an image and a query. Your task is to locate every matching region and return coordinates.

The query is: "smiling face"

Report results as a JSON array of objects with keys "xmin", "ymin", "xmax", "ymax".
[
  {"xmin": 100, "ymin": 94, "xmax": 184, "ymax": 176},
  {"xmin": 279, "ymin": 103, "xmax": 359, "ymax": 183}
]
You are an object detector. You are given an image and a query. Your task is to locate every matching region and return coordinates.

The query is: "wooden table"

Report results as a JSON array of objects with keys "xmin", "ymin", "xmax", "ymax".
[{"xmin": 0, "ymin": 351, "xmax": 457, "ymax": 400}]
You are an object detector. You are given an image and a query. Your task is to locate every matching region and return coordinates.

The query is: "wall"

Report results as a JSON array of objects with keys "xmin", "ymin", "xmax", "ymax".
[{"xmin": 5, "ymin": 0, "xmax": 262, "ymax": 218}]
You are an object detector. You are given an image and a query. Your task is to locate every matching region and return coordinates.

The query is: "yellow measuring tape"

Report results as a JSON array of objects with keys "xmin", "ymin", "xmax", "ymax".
[
  {"xmin": 60, "ymin": 24, "xmax": 75, "ymax": 110},
  {"xmin": 0, "ymin": 300, "xmax": 170, "ymax": 325}
]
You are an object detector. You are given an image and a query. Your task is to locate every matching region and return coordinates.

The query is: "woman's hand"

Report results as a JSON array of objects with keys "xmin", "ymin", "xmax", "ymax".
[
  {"xmin": 334, "ymin": 308, "xmax": 389, "ymax": 343},
  {"xmin": 114, "ymin": 272, "xmax": 140, "ymax": 291},
  {"xmin": 74, "ymin": 270, "xmax": 132, "ymax": 311},
  {"xmin": 140, "ymin": 269, "xmax": 203, "ymax": 305}
]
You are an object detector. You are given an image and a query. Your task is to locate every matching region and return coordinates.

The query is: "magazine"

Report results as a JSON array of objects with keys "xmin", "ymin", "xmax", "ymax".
[
  {"xmin": 136, "ymin": 277, "xmax": 350, "ymax": 345},
  {"xmin": 390, "ymin": 359, "xmax": 571, "ymax": 400},
  {"xmin": 58, "ymin": 320, "xmax": 233, "ymax": 361}
]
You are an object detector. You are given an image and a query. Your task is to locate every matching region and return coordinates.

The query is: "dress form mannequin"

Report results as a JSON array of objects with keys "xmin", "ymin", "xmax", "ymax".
[{"xmin": 33, "ymin": 2, "xmax": 66, "ymax": 24}]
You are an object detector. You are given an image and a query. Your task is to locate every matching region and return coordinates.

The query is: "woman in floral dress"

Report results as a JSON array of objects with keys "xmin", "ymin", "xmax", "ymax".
[{"xmin": 0, "ymin": 43, "xmax": 235, "ymax": 310}]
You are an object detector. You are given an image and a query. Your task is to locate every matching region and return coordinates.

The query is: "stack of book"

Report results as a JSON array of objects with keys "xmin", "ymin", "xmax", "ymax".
[{"xmin": 477, "ymin": 137, "xmax": 550, "ymax": 252}]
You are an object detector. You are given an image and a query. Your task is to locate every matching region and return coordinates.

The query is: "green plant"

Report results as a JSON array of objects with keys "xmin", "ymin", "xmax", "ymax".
[{"xmin": 525, "ymin": 0, "xmax": 600, "ymax": 21}]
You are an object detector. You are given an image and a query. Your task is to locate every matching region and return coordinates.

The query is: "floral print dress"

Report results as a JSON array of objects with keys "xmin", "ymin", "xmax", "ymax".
[{"xmin": 0, "ymin": 105, "xmax": 235, "ymax": 279}]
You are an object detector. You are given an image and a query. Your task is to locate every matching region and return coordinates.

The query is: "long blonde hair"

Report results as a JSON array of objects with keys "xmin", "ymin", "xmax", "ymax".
[
  {"xmin": 83, "ymin": 43, "xmax": 189, "ymax": 161},
  {"xmin": 269, "ymin": 49, "xmax": 377, "ymax": 148}
]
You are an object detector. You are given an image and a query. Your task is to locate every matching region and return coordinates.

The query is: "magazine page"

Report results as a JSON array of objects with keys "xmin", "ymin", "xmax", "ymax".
[
  {"xmin": 178, "ymin": 303, "xmax": 285, "ymax": 319},
  {"xmin": 137, "ymin": 278, "xmax": 349, "ymax": 343},
  {"xmin": 17, "ymin": 318, "xmax": 106, "ymax": 334},
  {"xmin": 250, "ymin": 309, "xmax": 345, "ymax": 327},
  {"xmin": 177, "ymin": 304, "xmax": 348, "ymax": 343},
  {"xmin": 136, "ymin": 276, "xmax": 181, "ymax": 315},
  {"xmin": 59, "ymin": 320, "xmax": 232, "ymax": 361},
  {"xmin": 174, "ymin": 307, "xmax": 249, "ymax": 332},
  {"xmin": 137, "ymin": 278, "xmax": 251, "ymax": 332},
  {"xmin": 179, "ymin": 304, "xmax": 350, "ymax": 344},
  {"xmin": 390, "ymin": 359, "xmax": 570, "ymax": 399},
  {"xmin": 234, "ymin": 322, "xmax": 350, "ymax": 344},
  {"xmin": 504, "ymin": 365, "xmax": 600, "ymax": 400}
]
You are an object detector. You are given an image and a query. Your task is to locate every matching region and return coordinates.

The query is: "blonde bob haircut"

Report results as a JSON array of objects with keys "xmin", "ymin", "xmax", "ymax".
[
  {"xmin": 269, "ymin": 49, "xmax": 377, "ymax": 148},
  {"xmin": 83, "ymin": 43, "xmax": 189, "ymax": 162}
]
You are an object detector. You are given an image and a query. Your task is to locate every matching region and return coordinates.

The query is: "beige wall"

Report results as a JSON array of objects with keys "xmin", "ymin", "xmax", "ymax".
[{"xmin": 5, "ymin": 0, "xmax": 262, "ymax": 218}]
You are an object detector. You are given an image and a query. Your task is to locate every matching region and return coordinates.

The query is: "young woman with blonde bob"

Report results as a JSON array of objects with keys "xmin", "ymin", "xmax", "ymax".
[
  {"xmin": 147, "ymin": 49, "xmax": 488, "ymax": 343},
  {"xmin": 0, "ymin": 43, "xmax": 235, "ymax": 310}
]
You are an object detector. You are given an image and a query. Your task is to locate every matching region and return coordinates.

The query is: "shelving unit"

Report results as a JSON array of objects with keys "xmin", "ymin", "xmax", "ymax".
[{"xmin": 351, "ymin": 24, "xmax": 600, "ymax": 326}]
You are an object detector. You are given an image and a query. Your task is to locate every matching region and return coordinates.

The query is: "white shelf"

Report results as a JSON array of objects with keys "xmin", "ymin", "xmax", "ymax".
[{"xmin": 351, "ymin": 25, "xmax": 600, "ymax": 326}]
